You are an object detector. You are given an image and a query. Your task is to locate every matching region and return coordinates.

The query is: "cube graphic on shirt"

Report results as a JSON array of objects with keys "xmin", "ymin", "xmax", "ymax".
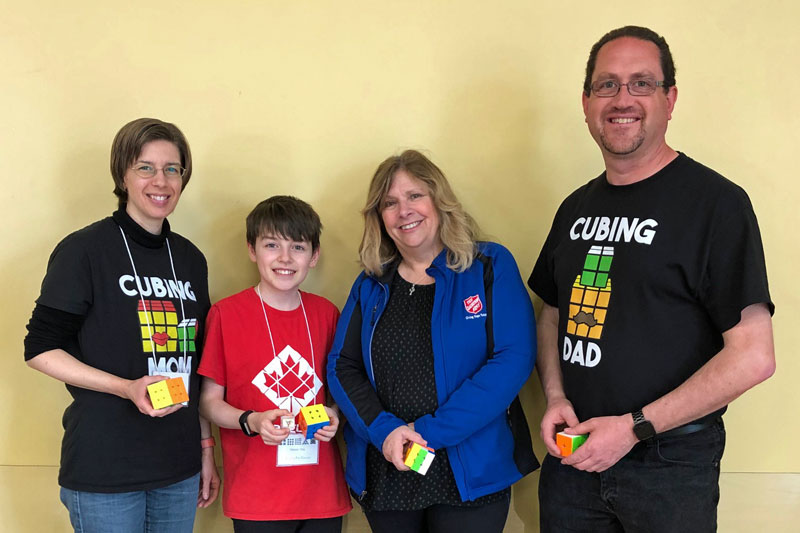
[
  {"xmin": 147, "ymin": 377, "xmax": 189, "ymax": 410},
  {"xmin": 404, "ymin": 442, "xmax": 435, "ymax": 475},
  {"xmin": 176, "ymin": 318, "xmax": 197, "ymax": 352},
  {"xmin": 138, "ymin": 300, "xmax": 179, "ymax": 353},
  {"xmin": 297, "ymin": 404, "xmax": 329, "ymax": 439},
  {"xmin": 567, "ymin": 246, "xmax": 613, "ymax": 339},
  {"xmin": 556, "ymin": 432, "xmax": 588, "ymax": 457}
]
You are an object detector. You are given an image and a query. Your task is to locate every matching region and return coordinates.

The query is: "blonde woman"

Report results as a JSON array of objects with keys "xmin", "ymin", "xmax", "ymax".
[{"xmin": 327, "ymin": 150, "xmax": 538, "ymax": 533}]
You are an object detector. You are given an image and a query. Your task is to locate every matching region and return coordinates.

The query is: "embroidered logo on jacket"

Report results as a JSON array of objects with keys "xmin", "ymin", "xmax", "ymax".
[{"xmin": 463, "ymin": 294, "xmax": 483, "ymax": 315}]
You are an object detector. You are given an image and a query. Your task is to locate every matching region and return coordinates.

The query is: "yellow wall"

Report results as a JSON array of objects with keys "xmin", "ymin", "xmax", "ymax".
[{"xmin": 2, "ymin": 1, "xmax": 798, "ymax": 530}]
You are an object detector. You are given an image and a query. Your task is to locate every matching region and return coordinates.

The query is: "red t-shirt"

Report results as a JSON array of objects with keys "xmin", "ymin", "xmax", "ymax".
[{"xmin": 198, "ymin": 288, "xmax": 352, "ymax": 520}]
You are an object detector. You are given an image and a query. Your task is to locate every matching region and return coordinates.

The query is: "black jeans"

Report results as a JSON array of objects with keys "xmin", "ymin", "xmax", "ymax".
[
  {"xmin": 364, "ymin": 492, "xmax": 511, "ymax": 533},
  {"xmin": 232, "ymin": 517, "xmax": 342, "ymax": 533},
  {"xmin": 539, "ymin": 419, "xmax": 725, "ymax": 532}
]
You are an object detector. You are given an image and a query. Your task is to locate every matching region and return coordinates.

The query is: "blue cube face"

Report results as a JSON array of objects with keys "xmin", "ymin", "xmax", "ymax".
[{"xmin": 305, "ymin": 421, "xmax": 328, "ymax": 440}]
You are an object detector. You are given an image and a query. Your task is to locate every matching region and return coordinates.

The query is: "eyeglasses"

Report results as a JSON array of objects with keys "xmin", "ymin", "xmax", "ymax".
[
  {"xmin": 590, "ymin": 77, "xmax": 666, "ymax": 97},
  {"xmin": 130, "ymin": 164, "xmax": 186, "ymax": 179}
]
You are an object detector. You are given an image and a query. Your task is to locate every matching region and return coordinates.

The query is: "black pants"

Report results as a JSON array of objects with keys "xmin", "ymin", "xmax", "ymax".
[
  {"xmin": 364, "ymin": 494, "xmax": 510, "ymax": 533},
  {"xmin": 232, "ymin": 516, "xmax": 342, "ymax": 533},
  {"xmin": 539, "ymin": 420, "xmax": 725, "ymax": 533}
]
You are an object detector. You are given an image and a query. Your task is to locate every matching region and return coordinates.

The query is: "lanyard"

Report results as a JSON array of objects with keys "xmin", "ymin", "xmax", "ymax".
[
  {"xmin": 119, "ymin": 226, "xmax": 187, "ymax": 364},
  {"xmin": 255, "ymin": 285, "xmax": 317, "ymax": 403}
]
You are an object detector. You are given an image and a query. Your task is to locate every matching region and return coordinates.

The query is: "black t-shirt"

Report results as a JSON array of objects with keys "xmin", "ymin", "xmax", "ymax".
[
  {"xmin": 32, "ymin": 209, "xmax": 210, "ymax": 492},
  {"xmin": 529, "ymin": 153, "xmax": 773, "ymax": 421}
]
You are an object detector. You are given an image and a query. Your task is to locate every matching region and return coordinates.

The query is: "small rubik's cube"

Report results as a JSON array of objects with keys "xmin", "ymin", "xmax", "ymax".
[
  {"xmin": 297, "ymin": 405, "xmax": 329, "ymax": 439},
  {"xmin": 280, "ymin": 415, "xmax": 296, "ymax": 431},
  {"xmin": 147, "ymin": 377, "xmax": 189, "ymax": 410},
  {"xmin": 404, "ymin": 442, "xmax": 435, "ymax": 475},
  {"xmin": 556, "ymin": 431, "xmax": 588, "ymax": 457}
]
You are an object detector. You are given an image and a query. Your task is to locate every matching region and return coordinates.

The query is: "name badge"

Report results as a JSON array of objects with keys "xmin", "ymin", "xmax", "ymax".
[{"xmin": 276, "ymin": 433, "xmax": 320, "ymax": 467}]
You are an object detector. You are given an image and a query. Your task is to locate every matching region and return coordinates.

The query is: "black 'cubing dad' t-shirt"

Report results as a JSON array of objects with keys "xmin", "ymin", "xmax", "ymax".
[{"xmin": 529, "ymin": 153, "xmax": 773, "ymax": 422}]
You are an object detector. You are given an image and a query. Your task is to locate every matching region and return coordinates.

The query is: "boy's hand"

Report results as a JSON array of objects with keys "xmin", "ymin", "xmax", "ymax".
[
  {"xmin": 248, "ymin": 409, "xmax": 291, "ymax": 445},
  {"xmin": 314, "ymin": 406, "xmax": 340, "ymax": 442}
]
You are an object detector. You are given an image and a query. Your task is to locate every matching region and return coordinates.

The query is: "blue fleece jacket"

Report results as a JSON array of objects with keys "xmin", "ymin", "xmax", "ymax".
[{"xmin": 327, "ymin": 242, "xmax": 538, "ymax": 501}]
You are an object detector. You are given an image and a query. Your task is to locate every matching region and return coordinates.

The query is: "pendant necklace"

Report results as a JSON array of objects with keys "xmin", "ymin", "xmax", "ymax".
[{"xmin": 404, "ymin": 265, "xmax": 430, "ymax": 296}]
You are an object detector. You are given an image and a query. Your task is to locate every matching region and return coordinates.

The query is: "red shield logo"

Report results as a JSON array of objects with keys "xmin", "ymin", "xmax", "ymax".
[{"xmin": 463, "ymin": 295, "xmax": 483, "ymax": 314}]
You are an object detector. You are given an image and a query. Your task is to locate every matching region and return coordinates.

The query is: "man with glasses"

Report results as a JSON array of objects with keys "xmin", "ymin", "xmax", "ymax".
[{"xmin": 528, "ymin": 26, "xmax": 775, "ymax": 532}]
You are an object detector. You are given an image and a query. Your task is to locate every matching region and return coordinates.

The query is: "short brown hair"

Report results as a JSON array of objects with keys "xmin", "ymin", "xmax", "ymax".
[
  {"xmin": 110, "ymin": 118, "xmax": 192, "ymax": 208},
  {"xmin": 246, "ymin": 196, "xmax": 322, "ymax": 251},
  {"xmin": 583, "ymin": 26, "xmax": 676, "ymax": 96},
  {"xmin": 359, "ymin": 149, "xmax": 479, "ymax": 276}
]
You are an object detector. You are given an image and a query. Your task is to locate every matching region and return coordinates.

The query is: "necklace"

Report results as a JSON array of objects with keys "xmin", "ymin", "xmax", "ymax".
[{"xmin": 401, "ymin": 264, "xmax": 431, "ymax": 296}]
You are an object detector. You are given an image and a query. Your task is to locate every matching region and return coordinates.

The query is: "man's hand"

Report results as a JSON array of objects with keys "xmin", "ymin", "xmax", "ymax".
[
  {"xmin": 248, "ymin": 409, "xmax": 291, "ymax": 445},
  {"xmin": 197, "ymin": 447, "xmax": 220, "ymax": 508},
  {"xmin": 541, "ymin": 396, "xmax": 580, "ymax": 457},
  {"xmin": 382, "ymin": 425, "xmax": 426, "ymax": 471},
  {"xmin": 125, "ymin": 375, "xmax": 183, "ymax": 417},
  {"xmin": 561, "ymin": 414, "xmax": 638, "ymax": 472},
  {"xmin": 313, "ymin": 406, "xmax": 340, "ymax": 442}
]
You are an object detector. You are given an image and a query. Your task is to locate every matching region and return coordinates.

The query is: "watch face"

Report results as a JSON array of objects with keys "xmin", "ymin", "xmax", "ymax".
[{"xmin": 634, "ymin": 420, "xmax": 656, "ymax": 440}]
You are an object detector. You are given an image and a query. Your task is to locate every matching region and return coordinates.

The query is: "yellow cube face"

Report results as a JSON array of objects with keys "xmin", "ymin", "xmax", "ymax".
[
  {"xmin": 147, "ymin": 381, "xmax": 173, "ymax": 410},
  {"xmin": 300, "ymin": 405, "xmax": 329, "ymax": 424}
]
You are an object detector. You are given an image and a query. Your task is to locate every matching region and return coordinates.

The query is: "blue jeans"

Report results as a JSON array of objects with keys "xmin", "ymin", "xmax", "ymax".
[
  {"xmin": 60, "ymin": 472, "xmax": 200, "ymax": 533},
  {"xmin": 539, "ymin": 420, "xmax": 725, "ymax": 533}
]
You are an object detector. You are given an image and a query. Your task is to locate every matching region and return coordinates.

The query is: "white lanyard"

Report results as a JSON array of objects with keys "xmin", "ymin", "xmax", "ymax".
[
  {"xmin": 255, "ymin": 285, "xmax": 316, "ymax": 402},
  {"xmin": 119, "ymin": 226, "xmax": 187, "ymax": 364}
]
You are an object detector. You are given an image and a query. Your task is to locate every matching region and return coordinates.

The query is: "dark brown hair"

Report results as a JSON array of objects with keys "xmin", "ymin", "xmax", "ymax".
[{"xmin": 246, "ymin": 195, "xmax": 322, "ymax": 251}]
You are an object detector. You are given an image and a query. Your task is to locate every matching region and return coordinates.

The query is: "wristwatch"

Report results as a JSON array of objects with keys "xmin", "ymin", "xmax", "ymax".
[
  {"xmin": 632, "ymin": 409, "xmax": 656, "ymax": 441},
  {"xmin": 239, "ymin": 410, "xmax": 257, "ymax": 437}
]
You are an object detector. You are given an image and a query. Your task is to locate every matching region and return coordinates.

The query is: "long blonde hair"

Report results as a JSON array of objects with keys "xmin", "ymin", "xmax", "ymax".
[{"xmin": 359, "ymin": 149, "xmax": 480, "ymax": 276}]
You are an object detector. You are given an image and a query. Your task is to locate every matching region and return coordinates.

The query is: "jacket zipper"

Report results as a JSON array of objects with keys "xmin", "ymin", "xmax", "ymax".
[{"xmin": 366, "ymin": 282, "xmax": 389, "ymax": 386}]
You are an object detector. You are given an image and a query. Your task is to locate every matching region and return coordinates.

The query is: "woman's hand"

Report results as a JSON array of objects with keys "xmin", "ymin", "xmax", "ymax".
[
  {"xmin": 382, "ymin": 425, "xmax": 426, "ymax": 471},
  {"xmin": 248, "ymin": 409, "xmax": 291, "ymax": 445},
  {"xmin": 197, "ymin": 447, "xmax": 220, "ymax": 508},
  {"xmin": 313, "ymin": 406, "xmax": 340, "ymax": 442},
  {"xmin": 125, "ymin": 375, "xmax": 183, "ymax": 417}
]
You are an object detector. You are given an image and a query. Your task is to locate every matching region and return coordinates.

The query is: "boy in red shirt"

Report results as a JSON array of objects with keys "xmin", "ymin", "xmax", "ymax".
[{"xmin": 199, "ymin": 196, "xmax": 351, "ymax": 532}]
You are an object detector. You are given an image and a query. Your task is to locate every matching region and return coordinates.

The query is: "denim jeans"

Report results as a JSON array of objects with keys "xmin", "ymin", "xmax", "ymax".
[
  {"xmin": 59, "ymin": 472, "xmax": 200, "ymax": 533},
  {"xmin": 539, "ymin": 420, "xmax": 725, "ymax": 533}
]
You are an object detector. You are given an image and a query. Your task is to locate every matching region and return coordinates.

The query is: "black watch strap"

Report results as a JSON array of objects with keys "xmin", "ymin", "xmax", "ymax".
[{"xmin": 239, "ymin": 410, "xmax": 257, "ymax": 437}]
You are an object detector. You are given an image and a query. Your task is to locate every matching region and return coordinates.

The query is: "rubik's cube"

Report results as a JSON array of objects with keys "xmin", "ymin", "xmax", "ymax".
[
  {"xmin": 147, "ymin": 377, "xmax": 189, "ymax": 410},
  {"xmin": 567, "ymin": 246, "xmax": 613, "ymax": 339},
  {"xmin": 556, "ymin": 431, "xmax": 588, "ymax": 457},
  {"xmin": 404, "ymin": 442, "xmax": 435, "ymax": 475},
  {"xmin": 298, "ymin": 404, "xmax": 329, "ymax": 439},
  {"xmin": 280, "ymin": 415, "xmax": 296, "ymax": 431}
]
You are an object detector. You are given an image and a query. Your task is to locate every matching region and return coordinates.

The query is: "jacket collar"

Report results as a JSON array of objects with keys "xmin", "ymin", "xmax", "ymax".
[{"xmin": 373, "ymin": 248, "xmax": 449, "ymax": 285}]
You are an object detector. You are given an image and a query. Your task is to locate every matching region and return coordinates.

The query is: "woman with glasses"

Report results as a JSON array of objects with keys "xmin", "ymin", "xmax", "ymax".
[
  {"xmin": 24, "ymin": 118, "xmax": 219, "ymax": 532},
  {"xmin": 327, "ymin": 150, "xmax": 539, "ymax": 533}
]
